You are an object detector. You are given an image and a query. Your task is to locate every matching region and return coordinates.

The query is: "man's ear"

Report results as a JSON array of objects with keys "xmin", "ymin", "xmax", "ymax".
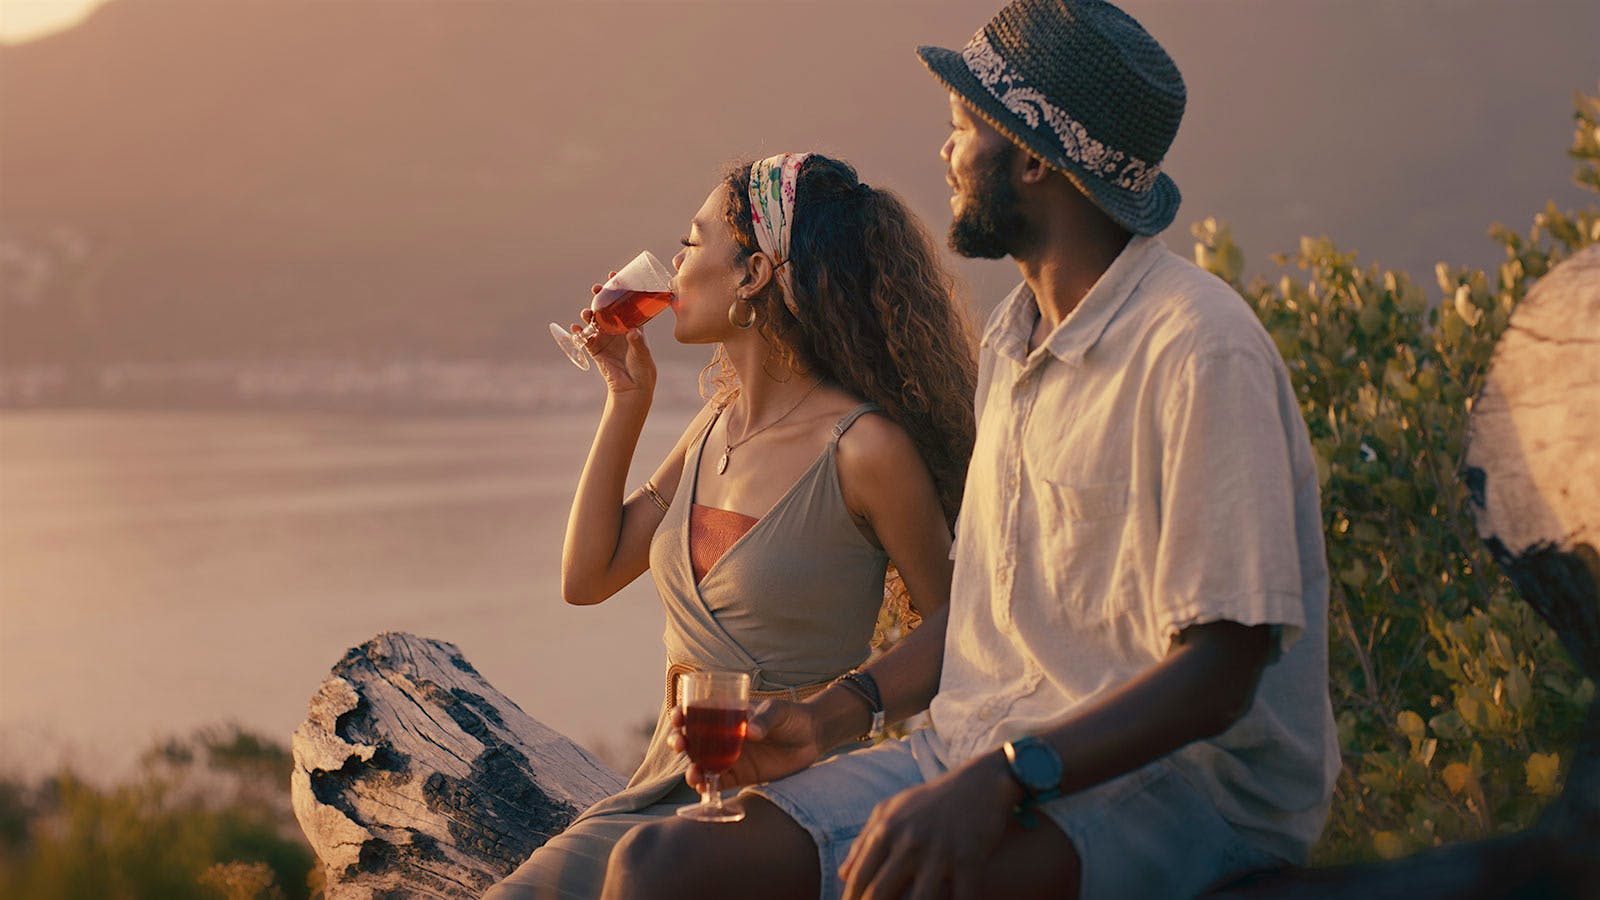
[{"xmin": 1018, "ymin": 152, "xmax": 1052, "ymax": 186}]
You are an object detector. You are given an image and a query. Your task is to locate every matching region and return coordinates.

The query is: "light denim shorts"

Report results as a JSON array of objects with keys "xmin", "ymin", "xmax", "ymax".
[{"xmin": 746, "ymin": 728, "xmax": 1282, "ymax": 900}]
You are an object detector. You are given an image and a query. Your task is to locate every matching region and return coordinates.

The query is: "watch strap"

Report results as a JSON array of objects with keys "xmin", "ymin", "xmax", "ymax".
[{"xmin": 834, "ymin": 669, "xmax": 886, "ymax": 742}]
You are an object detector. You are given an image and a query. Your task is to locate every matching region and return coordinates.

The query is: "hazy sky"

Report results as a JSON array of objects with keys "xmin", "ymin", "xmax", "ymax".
[{"xmin": 2, "ymin": 0, "xmax": 1597, "ymax": 366}]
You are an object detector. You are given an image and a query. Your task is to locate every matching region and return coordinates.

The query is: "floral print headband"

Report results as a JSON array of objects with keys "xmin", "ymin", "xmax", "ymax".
[{"xmin": 748, "ymin": 152, "xmax": 812, "ymax": 316}]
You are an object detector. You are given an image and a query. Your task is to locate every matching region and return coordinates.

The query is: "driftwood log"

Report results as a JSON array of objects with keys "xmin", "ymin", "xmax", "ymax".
[
  {"xmin": 295, "ymin": 249, "xmax": 1599, "ymax": 898},
  {"xmin": 291, "ymin": 632, "xmax": 626, "ymax": 898}
]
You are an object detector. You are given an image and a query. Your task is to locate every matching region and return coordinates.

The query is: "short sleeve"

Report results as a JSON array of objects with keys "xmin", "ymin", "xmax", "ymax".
[{"xmin": 1152, "ymin": 348, "xmax": 1308, "ymax": 656}]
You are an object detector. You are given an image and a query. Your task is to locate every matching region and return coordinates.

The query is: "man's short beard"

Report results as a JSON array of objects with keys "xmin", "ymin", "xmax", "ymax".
[{"xmin": 948, "ymin": 143, "xmax": 1032, "ymax": 259}]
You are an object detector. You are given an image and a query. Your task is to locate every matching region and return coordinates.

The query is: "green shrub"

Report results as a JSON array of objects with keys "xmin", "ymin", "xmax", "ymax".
[
  {"xmin": 1190, "ymin": 86, "xmax": 1599, "ymax": 863},
  {"xmin": 0, "ymin": 726, "xmax": 317, "ymax": 900}
]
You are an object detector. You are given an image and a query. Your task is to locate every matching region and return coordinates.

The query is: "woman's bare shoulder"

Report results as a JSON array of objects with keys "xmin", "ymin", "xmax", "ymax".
[{"xmin": 834, "ymin": 408, "xmax": 923, "ymax": 474}]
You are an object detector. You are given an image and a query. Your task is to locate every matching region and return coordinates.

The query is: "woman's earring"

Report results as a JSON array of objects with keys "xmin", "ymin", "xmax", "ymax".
[{"xmin": 728, "ymin": 298, "xmax": 757, "ymax": 329}]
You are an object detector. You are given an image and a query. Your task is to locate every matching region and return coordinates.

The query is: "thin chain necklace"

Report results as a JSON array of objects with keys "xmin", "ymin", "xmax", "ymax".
[{"xmin": 718, "ymin": 380, "xmax": 820, "ymax": 475}]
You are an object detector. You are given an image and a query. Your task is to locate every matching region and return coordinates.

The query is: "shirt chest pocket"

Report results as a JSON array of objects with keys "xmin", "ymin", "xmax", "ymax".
[{"xmin": 1032, "ymin": 478, "xmax": 1134, "ymax": 626}]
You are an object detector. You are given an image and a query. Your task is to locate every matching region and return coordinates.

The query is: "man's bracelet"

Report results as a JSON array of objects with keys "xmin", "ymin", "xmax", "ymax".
[{"xmin": 833, "ymin": 668, "xmax": 886, "ymax": 742}]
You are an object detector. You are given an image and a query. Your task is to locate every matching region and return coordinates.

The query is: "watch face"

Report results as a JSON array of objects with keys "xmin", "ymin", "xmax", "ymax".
[{"xmin": 1013, "ymin": 740, "xmax": 1062, "ymax": 793}]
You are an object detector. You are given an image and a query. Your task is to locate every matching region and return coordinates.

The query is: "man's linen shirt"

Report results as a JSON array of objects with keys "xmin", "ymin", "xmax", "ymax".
[{"xmin": 926, "ymin": 235, "xmax": 1340, "ymax": 862}]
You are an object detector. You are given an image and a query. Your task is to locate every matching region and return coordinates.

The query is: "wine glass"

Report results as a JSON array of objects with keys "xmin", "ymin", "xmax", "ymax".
[
  {"xmin": 675, "ymin": 670, "xmax": 751, "ymax": 823},
  {"xmin": 549, "ymin": 250, "xmax": 676, "ymax": 371}
]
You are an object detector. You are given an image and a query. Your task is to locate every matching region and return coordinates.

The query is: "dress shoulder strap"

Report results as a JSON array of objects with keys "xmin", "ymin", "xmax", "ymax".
[
  {"xmin": 830, "ymin": 402, "xmax": 882, "ymax": 444},
  {"xmin": 693, "ymin": 398, "xmax": 729, "ymax": 449}
]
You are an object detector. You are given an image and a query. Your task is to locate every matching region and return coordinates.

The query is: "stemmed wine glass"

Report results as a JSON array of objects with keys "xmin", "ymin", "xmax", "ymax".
[
  {"xmin": 675, "ymin": 671, "xmax": 751, "ymax": 823},
  {"xmin": 549, "ymin": 250, "xmax": 676, "ymax": 370}
]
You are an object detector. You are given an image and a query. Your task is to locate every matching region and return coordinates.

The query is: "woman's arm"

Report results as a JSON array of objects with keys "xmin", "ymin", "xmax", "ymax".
[
  {"xmin": 812, "ymin": 414, "xmax": 954, "ymax": 744},
  {"xmin": 557, "ymin": 321, "xmax": 717, "ymax": 605}
]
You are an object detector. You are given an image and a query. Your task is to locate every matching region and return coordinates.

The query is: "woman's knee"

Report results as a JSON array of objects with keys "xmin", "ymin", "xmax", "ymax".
[
  {"xmin": 604, "ymin": 819, "xmax": 698, "ymax": 900},
  {"xmin": 602, "ymin": 800, "xmax": 819, "ymax": 900}
]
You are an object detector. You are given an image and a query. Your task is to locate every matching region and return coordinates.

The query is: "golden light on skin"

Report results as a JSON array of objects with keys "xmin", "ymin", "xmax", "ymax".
[{"xmin": 0, "ymin": 0, "xmax": 111, "ymax": 44}]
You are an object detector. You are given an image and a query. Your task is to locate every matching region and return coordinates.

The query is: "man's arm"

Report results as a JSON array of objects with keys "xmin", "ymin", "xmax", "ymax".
[{"xmin": 838, "ymin": 619, "xmax": 1273, "ymax": 900}]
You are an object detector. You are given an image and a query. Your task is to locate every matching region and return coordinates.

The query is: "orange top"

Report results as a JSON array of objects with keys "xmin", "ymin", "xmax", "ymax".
[{"xmin": 689, "ymin": 503, "xmax": 758, "ymax": 583}]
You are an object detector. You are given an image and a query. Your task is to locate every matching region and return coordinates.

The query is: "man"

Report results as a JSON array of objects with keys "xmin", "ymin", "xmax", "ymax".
[{"xmin": 601, "ymin": 1, "xmax": 1338, "ymax": 897}]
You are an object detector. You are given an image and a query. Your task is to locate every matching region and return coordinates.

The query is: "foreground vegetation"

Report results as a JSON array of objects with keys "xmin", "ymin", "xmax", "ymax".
[
  {"xmin": 0, "ymin": 727, "xmax": 317, "ymax": 899},
  {"xmin": 1188, "ymin": 86, "xmax": 1598, "ymax": 861}
]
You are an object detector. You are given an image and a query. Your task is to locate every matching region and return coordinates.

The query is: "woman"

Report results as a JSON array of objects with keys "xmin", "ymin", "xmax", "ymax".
[{"xmin": 484, "ymin": 153, "xmax": 976, "ymax": 899}]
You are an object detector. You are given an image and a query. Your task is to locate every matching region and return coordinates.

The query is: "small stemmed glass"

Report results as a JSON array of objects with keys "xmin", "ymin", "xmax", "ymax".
[
  {"xmin": 549, "ymin": 250, "xmax": 675, "ymax": 370},
  {"xmin": 675, "ymin": 671, "xmax": 750, "ymax": 823}
]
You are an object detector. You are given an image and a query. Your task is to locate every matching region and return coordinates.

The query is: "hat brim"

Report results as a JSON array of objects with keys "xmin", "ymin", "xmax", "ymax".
[{"xmin": 916, "ymin": 44, "xmax": 1180, "ymax": 237}]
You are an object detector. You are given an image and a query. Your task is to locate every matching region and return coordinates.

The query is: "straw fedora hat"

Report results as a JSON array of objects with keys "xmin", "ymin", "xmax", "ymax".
[{"xmin": 917, "ymin": 0, "xmax": 1186, "ymax": 236}]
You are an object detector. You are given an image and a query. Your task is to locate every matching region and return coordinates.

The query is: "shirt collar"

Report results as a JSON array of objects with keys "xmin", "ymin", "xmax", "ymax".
[{"xmin": 981, "ymin": 235, "xmax": 1166, "ymax": 366}]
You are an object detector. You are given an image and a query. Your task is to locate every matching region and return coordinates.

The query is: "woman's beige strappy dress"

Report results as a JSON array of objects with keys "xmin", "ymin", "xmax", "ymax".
[{"xmin": 484, "ymin": 403, "xmax": 888, "ymax": 899}]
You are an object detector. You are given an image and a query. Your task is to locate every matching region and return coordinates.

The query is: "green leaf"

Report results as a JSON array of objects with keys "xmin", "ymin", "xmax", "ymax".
[
  {"xmin": 1429, "ymin": 709, "xmax": 1468, "ymax": 740},
  {"xmin": 1574, "ymin": 678, "xmax": 1597, "ymax": 708},
  {"xmin": 1525, "ymin": 753, "xmax": 1561, "ymax": 796},
  {"xmin": 1441, "ymin": 761, "xmax": 1475, "ymax": 795},
  {"xmin": 1397, "ymin": 710, "xmax": 1426, "ymax": 740},
  {"xmin": 1503, "ymin": 668, "xmax": 1531, "ymax": 713},
  {"xmin": 1373, "ymin": 831, "xmax": 1409, "ymax": 860}
]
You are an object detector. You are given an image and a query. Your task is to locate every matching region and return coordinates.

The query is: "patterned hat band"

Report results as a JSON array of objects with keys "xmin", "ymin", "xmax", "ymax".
[{"xmin": 960, "ymin": 32, "xmax": 1162, "ymax": 194}]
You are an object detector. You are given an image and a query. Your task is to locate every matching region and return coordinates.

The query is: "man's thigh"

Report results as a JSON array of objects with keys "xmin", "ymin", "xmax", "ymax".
[
  {"xmin": 1041, "ymin": 760, "xmax": 1281, "ymax": 900},
  {"xmin": 955, "ymin": 759, "xmax": 1272, "ymax": 900}
]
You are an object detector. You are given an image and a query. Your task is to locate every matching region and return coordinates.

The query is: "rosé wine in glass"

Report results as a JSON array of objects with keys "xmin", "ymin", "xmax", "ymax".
[
  {"xmin": 590, "ymin": 287, "xmax": 674, "ymax": 335},
  {"xmin": 683, "ymin": 704, "xmax": 749, "ymax": 774},
  {"xmin": 676, "ymin": 671, "xmax": 750, "ymax": 824},
  {"xmin": 550, "ymin": 250, "xmax": 675, "ymax": 371}
]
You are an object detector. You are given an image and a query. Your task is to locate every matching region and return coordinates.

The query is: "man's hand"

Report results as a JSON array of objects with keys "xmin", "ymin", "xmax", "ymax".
[
  {"xmin": 668, "ymin": 698, "xmax": 826, "ymax": 790},
  {"xmin": 838, "ymin": 752, "xmax": 1021, "ymax": 900}
]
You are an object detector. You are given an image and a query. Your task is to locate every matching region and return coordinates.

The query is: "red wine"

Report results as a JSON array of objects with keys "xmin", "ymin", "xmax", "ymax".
[
  {"xmin": 592, "ymin": 288, "xmax": 673, "ymax": 334},
  {"xmin": 683, "ymin": 704, "xmax": 747, "ymax": 773}
]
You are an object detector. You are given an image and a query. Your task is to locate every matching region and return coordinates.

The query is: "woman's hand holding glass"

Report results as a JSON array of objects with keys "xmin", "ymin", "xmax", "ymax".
[
  {"xmin": 569, "ymin": 282, "xmax": 657, "ymax": 400},
  {"xmin": 550, "ymin": 249, "xmax": 674, "ymax": 377}
]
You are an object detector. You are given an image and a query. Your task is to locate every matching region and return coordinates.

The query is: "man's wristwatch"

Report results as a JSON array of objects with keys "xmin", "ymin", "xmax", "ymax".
[{"xmin": 1002, "ymin": 736, "xmax": 1063, "ymax": 825}]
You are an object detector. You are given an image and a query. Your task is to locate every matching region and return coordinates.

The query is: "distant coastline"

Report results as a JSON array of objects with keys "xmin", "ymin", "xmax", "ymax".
[{"xmin": 0, "ymin": 357, "xmax": 712, "ymax": 412}]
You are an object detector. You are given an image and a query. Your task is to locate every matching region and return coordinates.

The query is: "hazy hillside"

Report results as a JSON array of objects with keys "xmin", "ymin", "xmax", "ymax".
[{"xmin": 1, "ymin": 0, "xmax": 1595, "ymax": 381}]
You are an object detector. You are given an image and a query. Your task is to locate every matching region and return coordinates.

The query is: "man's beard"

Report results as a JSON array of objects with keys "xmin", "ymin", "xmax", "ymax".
[{"xmin": 948, "ymin": 143, "xmax": 1032, "ymax": 259}]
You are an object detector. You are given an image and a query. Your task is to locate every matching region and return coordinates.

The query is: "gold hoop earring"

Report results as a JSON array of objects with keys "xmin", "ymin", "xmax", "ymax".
[{"xmin": 728, "ymin": 299, "xmax": 757, "ymax": 329}]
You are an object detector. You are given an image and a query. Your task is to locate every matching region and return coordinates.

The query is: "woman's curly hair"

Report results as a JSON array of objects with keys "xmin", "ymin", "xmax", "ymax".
[
  {"xmin": 703, "ymin": 155, "xmax": 978, "ymax": 635},
  {"xmin": 705, "ymin": 154, "xmax": 977, "ymax": 524}
]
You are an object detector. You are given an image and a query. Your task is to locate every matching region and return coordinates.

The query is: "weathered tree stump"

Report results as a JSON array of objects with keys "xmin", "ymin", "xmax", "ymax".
[
  {"xmin": 1466, "ymin": 244, "xmax": 1600, "ymax": 677},
  {"xmin": 291, "ymin": 632, "xmax": 626, "ymax": 899},
  {"xmin": 1212, "ymin": 246, "xmax": 1600, "ymax": 897}
]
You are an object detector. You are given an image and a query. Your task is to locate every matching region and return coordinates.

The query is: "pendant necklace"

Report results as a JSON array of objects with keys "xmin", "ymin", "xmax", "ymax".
[{"xmin": 718, "ymin": 380, "xmax": 820, "ymax": 475}]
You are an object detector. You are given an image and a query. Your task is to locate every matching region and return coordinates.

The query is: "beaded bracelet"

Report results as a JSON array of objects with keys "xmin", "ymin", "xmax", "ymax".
[{"xmin": 834, "ymin": 668, "xmax": 886, "ymax": 742}]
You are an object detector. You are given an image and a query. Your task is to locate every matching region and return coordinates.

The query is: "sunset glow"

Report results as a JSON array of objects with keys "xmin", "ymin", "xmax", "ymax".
[{"xmin": 0, "ymin": 0, "xmax": 110, "ymax": 44}]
